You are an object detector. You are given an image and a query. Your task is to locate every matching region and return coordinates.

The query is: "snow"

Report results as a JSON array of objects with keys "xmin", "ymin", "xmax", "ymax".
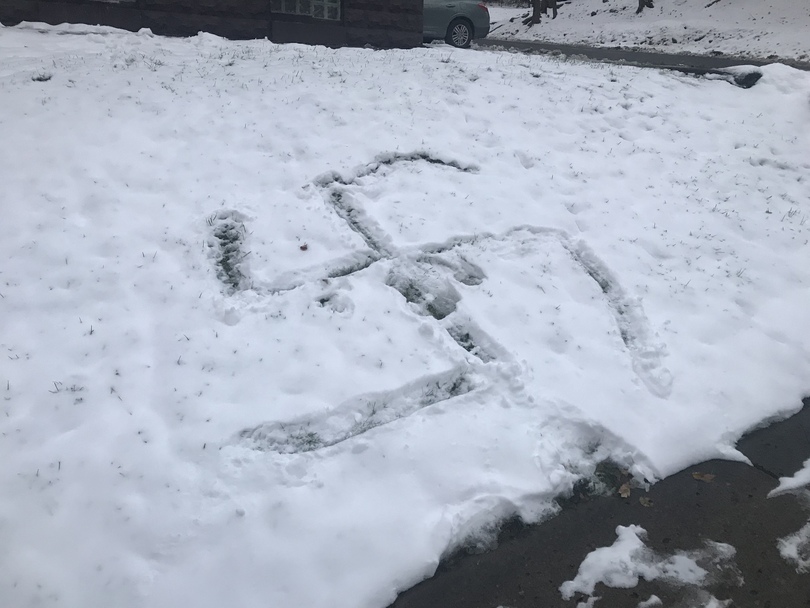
[
  {"xmin": 769, "ymin": 458, "xmax": 810, "ymax": 496},
  {"xmin": 560, "ymin": 525, "xmax": 738, "ymax": 605},
  {"xmin": 771, "ymin": 465, "xmax": 810, "ymax": 573},
  {"xmin": 1, "ymin": 21, "xmax": 809, "ymax": 608},
  {"xmin": 487, "ymin": 0, "xmax": 810, "ymax": 62},
  {"xmin": 778, "ymin": 519, "xmax": 810, "ymax": 573}
]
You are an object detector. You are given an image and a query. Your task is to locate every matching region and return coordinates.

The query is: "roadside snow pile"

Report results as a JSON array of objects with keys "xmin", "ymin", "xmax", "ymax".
[
  {"xmin": 1, "ymin": 23, "xmax": 810, "ymax": 608},
  {"xmin": 488, "ymin": 0, "xmax": 810, "ymax": 62},
  {"xmin": 559, "ymin": 525, "xmax": 741, "ymax": 605}
]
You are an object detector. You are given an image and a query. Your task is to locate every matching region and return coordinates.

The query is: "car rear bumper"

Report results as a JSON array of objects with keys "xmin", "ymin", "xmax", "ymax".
[{"xmin": 472, "ymin": 9, "xmax": 489, "ymax": 40}]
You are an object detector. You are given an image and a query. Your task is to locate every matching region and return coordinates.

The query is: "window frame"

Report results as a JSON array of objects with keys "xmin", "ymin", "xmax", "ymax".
[{"xmin": 270, "ymin": 0, "xmax": 342, "ymax": 23}]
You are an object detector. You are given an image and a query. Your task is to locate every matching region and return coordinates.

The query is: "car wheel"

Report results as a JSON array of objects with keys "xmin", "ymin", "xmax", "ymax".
[{"xmin": 445, "ymin": 19, "xmax": 472, "ymax": 48}]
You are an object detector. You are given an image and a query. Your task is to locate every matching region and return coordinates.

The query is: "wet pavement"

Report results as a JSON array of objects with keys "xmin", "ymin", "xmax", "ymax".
[
  {"xmin": 390, "ymin": 398, "xmax": 810, "ymax": 608},
  {"xmin": 474, "ymin": 39, "xmax": 810, "ymax": 74},
  {"xmin": 738, "ymin": 400, "xmax": 810, "ymax": 479}
]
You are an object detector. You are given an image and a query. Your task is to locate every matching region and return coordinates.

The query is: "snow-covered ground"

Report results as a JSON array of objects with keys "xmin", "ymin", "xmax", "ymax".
[
  {"xmin": 487, "ymin": 0, "xmax": 810, "ymax": 62},
  {"xmin": 1, "ymin": 21, "xmax": 810, "ymax": 608}
]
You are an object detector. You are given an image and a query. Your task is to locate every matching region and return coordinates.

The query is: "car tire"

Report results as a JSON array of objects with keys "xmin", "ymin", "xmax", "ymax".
[{"xmin": 445, "ymin": 18, "xmax": 473, "ymax": 48}]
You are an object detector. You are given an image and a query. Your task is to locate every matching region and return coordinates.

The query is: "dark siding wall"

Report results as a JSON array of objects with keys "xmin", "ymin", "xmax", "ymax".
[
  {"xmin": 0, "ymin": 0, "xmax": 423, "ymax": 48},
  {"xmin": 0, "ymin": 0, "xmax": 271, "ymax": 39},
  {"xmin": 345, "ymin": 0, "xmax": 422, "ymax": 48}
]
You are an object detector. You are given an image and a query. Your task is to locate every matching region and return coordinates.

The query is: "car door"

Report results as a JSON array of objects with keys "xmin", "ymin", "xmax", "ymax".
[{"xmin": 423, "ymin": 0, "xmax": 457, "ymax": 39}]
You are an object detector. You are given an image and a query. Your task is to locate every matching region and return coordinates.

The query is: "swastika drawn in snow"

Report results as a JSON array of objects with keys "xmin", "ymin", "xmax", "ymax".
[{"xmin": 209, "ymin": 152, "xmax": 673, "ymax": 453}]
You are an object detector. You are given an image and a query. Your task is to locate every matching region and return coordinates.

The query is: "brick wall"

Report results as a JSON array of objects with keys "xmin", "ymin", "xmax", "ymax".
[{"xmin": 0, "ymin": 0, "xmax": 423, "ymax": 48}]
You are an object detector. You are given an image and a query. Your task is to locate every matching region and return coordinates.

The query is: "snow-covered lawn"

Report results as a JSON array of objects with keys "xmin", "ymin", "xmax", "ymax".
[
  {"xmin": 488, "ymin": 0, "xmax": 810, "ymax": 62},
  {"xmin": 1, "ymin": 22, "xmax": 809, "ymax": 608}
]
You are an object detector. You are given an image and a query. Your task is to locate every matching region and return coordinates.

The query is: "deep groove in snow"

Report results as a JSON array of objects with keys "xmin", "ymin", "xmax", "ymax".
[
  {"xmin": 562, "ymin": 238, "xmax": 674, "ymax": 399},
  {"xmin": 322, "ymin": 189, "xmax": 395, "ymax": 257},
  {"xmin": 253, "ymin": 251, "xmax": 382, "ymax": 295},
  {"xmin": 315, "ymin": 152, "xmax": 476, "ymax": 261},
  {"xmin": 238, "ymin": 366, "xmax": 475, "ymax": 453},
  {"xmin": 206, "ymin": 210, "xmax": 250, "ymax": 292},
  {"xmin": 386, "ymin": 260, "xmax": 462, "ymax": 321},
  {"xmin": 445, "ymin": 321, "xmax": 500, "ymax": 363},
  {"xmin": 416, "ymin": 252, "xmax": 487, "ymax": 286},
  {"xmin": 314, "ymin": 152, "xmax": 478, "ymax": 189}
]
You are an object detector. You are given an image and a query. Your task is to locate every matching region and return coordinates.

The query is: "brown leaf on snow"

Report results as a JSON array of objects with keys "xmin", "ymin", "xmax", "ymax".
[
  {"xmin": 639, "ymin": 497, "xmax": 653, "ymax": 507},
  {"xmin": 692, "ymin": 472, "xmax": 716, "ymax": 483},
  {"xmin": 299, "ymin": 243, "xmax": 309, "ymax": 251},
  {"xmin": 618, "ymin": 482, "xmax": 632, "ymax": 498}
]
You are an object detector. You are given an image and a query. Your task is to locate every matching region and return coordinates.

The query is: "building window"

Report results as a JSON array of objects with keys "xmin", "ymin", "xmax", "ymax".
[{"xmin": 271, "ymin": 0, "xmax": 341, "ymax": 21}]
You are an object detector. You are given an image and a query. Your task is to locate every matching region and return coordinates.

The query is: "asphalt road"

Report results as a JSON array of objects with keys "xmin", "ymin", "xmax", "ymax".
[
  {"xmin": 390, "ymin": 398, "xmax": 810, "ymax": 608},
  {"xmin": 475, "ymin": 38, "xmax": 810, "ymax": 73}
]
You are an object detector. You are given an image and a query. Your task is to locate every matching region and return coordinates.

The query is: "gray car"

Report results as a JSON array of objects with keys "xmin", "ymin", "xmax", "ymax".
[{"xmin": 423, "ymin": 0, "xmax": 490, "ymax": 48}]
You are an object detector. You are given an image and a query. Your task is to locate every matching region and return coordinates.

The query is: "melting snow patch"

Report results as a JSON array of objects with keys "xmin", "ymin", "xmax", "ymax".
[
  {"xmin": 772, "ymin": 476, "xmax": 810, "ymax": 573},
  {"xmin": 768, "ymin": 457, "xmax": 810, "ymax": 497},
  {"xmin": 768, "ymin": 460, "xmax": 810, "ymax": 573},
  {"xmin": 560, "ymin": 525, "xmax": 740, "ymax": 604},
  {"xmin": 777, "ymin": 519, "xmax": 810, "ymax": 573}
]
